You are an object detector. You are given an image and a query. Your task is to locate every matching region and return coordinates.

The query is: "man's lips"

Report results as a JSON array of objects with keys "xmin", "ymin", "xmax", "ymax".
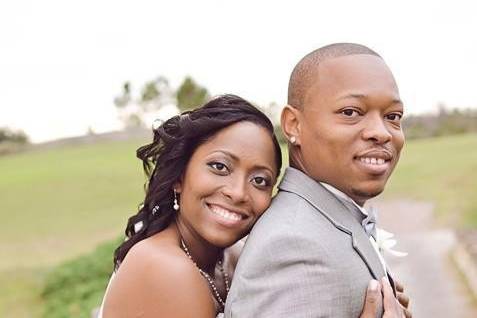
[
  {"xmin": 354, "ymin": 149, "xmax": 394, "ymax": 174},
  {"xmin": 355, "ymin": 149, "xmax": 393, "ymax": 162}
]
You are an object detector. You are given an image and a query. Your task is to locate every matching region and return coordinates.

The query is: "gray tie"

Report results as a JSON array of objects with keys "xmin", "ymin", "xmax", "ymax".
[{"xmin": 362, "ymin": 206, "xmax": 377, "ymax": 241}]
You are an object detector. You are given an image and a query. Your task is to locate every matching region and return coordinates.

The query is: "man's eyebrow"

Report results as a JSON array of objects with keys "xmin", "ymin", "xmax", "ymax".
[
  {"xmin": 337, "ymin": 93, "xmax": 367, "ymax": 100},
  {"xmin": 337, "ymin": 93, "xmax": 403, "ymax": 105}
]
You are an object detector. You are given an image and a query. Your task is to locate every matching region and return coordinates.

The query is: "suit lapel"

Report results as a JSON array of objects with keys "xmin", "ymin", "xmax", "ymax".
[
  {"xmin": 279, "ymin": 167, "xmax": 386, "ymax": 280},
  {"xmin": 386, "ymin": 267, "xmax": 398, "ymax": 296}
]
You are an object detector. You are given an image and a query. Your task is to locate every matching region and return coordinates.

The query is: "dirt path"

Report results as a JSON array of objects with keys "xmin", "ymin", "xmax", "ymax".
[{"xmin": 370, "ymin": 199, "xmax": 477, "ymax": 318}]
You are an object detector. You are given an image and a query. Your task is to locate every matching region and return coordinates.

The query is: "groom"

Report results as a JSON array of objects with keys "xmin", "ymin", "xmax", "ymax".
[{"xmin": 225, "ymin": 43, "xmax": 408, "ymax": 317}]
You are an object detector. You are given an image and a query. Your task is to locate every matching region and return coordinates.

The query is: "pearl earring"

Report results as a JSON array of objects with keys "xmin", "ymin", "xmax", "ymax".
[
  {"xmin": 173, "ymin": 189, "xmax": 180, "ymax": 211},
  {"xmin": 290, "ymin": 136, "xmax": 297, "ymax": 144}
]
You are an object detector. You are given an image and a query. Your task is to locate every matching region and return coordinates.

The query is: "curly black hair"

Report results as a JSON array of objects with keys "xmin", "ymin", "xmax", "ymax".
[{"xmin": 114, "ymin": 94, "xmax": 282, "ymax": 268}]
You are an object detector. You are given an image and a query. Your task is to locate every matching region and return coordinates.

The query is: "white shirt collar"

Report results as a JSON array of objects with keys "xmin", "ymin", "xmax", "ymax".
[{"xmin": 319, "ymin": 182, "xmax": 368, "ymax": 217}]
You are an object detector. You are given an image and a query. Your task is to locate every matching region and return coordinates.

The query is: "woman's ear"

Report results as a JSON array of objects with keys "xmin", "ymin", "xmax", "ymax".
[
  {"xmin": 173, "ymin": 179, "xmax": 183, "ymax": 194},
  {"xmin": 281, "ymin": 105, "xmax": 301, "ymax": 146}
]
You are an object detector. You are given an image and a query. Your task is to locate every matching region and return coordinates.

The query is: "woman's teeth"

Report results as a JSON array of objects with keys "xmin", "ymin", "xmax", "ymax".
[{"xmin": 210, "ymin": 205, "xmax": 242, "ymax": 221}]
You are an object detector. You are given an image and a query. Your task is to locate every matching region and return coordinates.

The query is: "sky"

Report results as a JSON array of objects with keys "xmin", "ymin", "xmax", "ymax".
[{"xmin": 1, "ymin": 0, "xmax": 476, "ymax": 143}]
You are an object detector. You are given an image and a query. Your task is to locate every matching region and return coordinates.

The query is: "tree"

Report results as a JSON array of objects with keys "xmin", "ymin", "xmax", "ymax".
[
  {"xmin": 0, "ymin": 127, "xmax": 28, "ymax": 144},
  {"xmin": 113, "ymin": 76, "xmax": 174, "ymax": 129},
  {"xmin": 113, "ymin": 82, "xmax": 131, "ymax": 109},
  {"xmin": 113, "ymin": 75, "xmax": 211, "ymax": 128},
  {"xmin": 176, "ymin": 76, "xmax": 210, "ymax": 112},
  {"xmin": 140, "ymin": 76, "xmax": 174, "ymax": 111}
]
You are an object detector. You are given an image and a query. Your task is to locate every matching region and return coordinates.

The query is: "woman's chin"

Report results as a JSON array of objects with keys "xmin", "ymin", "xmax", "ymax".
[{"xmin": 204, "ymin": 229, "xmax": 249, "ymax": 249}]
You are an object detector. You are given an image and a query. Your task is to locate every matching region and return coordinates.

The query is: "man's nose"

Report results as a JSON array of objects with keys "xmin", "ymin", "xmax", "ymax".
[{"xmin": 361, "ymin": 113, "xmax": 392, "ymax": 144}]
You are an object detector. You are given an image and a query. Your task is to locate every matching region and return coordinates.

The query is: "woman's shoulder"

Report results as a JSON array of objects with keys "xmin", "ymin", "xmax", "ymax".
[
  {"xmin": 118, "ymin": 235, "xmax": 208, "ymax": 291},
  {"xmin": 125, "ymin": 234, "xmax": 186, "ymax": 269},
  {"xmin": 102, "ymin": 235, "xmax": 215, "ymax": 317}
]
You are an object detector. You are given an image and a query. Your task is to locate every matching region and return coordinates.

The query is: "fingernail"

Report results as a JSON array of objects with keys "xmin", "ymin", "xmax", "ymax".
[{"xmin": 369, "ymin": 279, "xmax": 379, "ymax": 291}]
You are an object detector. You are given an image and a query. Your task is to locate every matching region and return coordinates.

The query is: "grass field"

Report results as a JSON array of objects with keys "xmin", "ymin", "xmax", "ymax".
[
  {"xmin": 1, "ymin": 133, "xmax": 476, "ymax": 317},
  {"xmin": 0, "ymin": 138, "xmax": 149, "ymax": 317},
  {"xmin": 384, "ymin": 133, "xmax": 477, "ymax": 226}
]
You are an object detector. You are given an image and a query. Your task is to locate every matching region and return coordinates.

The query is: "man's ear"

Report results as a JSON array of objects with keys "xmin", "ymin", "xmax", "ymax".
[{"xmin": 281, "ymin": 105, "xmax": 302, "ymax": 146}]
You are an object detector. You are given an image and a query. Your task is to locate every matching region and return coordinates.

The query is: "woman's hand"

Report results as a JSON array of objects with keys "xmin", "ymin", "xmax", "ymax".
[
  {"xmin": 360, "ymin": 279, "xmax": 382, "ymax": 318},
  {"xmin": 382, "ymin": 278, "xmax": 406, "ymax": 318},
  {"xmin": 395, "ymin": 279, "xmax": 411, "ymax": 318},
  {"xmin": 360, "ymin": 278, "xmax": 411, "ymax": 318}
]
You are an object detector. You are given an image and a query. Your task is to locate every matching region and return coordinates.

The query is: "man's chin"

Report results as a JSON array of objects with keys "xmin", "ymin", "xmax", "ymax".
[{"xmin": 350, "ymin": 187, "xmax": 384, "ymax": 204}]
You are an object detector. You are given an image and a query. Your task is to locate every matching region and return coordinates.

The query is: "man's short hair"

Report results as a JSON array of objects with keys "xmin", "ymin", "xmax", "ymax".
[{"xmin": 287, "ymin": 43, "xmax": 381, "ymax": 109}]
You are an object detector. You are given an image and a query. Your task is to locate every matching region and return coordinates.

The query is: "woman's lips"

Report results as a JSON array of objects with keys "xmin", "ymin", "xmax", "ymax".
[{"xmin": 207, "ymin": 203, "xmax": 248, "ymax": 227}]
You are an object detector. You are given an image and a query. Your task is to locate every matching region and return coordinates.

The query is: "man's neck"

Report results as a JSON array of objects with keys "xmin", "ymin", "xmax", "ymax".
[
  {"xmin": 319, "ymin": 182, "xmax": 368, "ymax": 216},
  {"xmin": 288, "ymin": 160, "xmax": 368, "ymax": 208}
]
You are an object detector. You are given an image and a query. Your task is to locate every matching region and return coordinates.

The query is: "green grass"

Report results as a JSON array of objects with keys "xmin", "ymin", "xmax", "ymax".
[
  {"xmin": 384, "ymin": 133, "xmax": 477, "ymax": 226},
  {"xmin": 0, "ymin": 139, "xmax": 149, "ymax": 317},
  {"xmin": 0, "ymin": 267, "xmax": 46, "ymax": 318},
  {"xmin": 40, "ymin": 238, "xmax": 121, "ymax": 318},
  {"xmin": 0, "ymin": 140, "xmax": 148, "ymax": 270},
  {"xmin": 1, "ymin": 133, "xmax": 476, "ymax": 317}
]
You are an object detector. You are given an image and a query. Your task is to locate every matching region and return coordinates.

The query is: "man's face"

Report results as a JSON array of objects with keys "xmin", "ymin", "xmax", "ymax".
[{"xmin": 297, "ymin": 54, "xmax": 404, "ymax": 205}]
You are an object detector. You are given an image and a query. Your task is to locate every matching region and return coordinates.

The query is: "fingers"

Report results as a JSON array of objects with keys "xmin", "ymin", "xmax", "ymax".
[
  {"xmin": 382, "ymin": 277, "xmax": 405, "ymax": 318},
  {"xmin": 382, "ymin": 277, "xmax": 395, "ymax": 310},
  {"xmin": 359, "ymin": 279, "xmax": 382, "ymax": 318},
  {"xmin": 394, "ymin": 279, "xmax": 404, "ymax": 293},
  {"xmin": 395, "ymin": 278, "xmax": 412, "ymax": 316},
  {"xmin": 397, "ymin": 292, "xmax": 410, "ymax": 309},
  {"xmin": 403, "ymin": 307, "xmax": 413, "ymax": 318}
]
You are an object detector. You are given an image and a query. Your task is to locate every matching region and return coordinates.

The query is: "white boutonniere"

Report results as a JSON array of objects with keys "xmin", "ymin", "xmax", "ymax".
[{"xmin": 376, "ymin": 228, "xmax": 408, "ymax": 257}]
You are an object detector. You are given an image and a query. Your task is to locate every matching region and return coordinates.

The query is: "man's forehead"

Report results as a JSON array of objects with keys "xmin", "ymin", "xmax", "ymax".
[
  {"xmin": 288, "ymin": 43, "xmax": 382, "ymax": 109},
  {"xmin": 315, "ymin": 55, "xmax": 395, "ymax": 88},
  {"xmin": 318, "ymin": 54, "xmax": 388, "ymax": 75},
  {"xmin": 303, "ymin": 55, "xmax": 399, "ymax": 107}
]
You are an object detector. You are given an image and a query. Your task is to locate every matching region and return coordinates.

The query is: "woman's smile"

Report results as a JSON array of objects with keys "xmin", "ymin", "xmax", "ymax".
[{"xmin": 206, "ymin": 202, "xmax": 249, "ymax": 228}]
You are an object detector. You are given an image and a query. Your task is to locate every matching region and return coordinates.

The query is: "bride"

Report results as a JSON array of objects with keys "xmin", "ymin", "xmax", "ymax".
[{"xmin": 100, "ymin": 95, "xmax": 282, "ymax": 317}]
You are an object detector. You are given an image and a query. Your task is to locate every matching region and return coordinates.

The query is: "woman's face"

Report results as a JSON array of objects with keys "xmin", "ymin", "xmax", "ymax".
[{"xmin": 176, "ymin": 121, "xmax": 278, "ymax": 248}]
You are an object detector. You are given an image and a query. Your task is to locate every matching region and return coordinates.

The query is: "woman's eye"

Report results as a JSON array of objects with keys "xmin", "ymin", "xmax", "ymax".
[
  {"xmin": 341, "ymin": 109, "xmax": 360, "ymax": 117},
  {"xmin": 252, "ymin": 176, "xmax": 270, "ymax": 187},
  {"xmin": 208, "ymin": 162, "xmax": 228, "ymax": 173}
]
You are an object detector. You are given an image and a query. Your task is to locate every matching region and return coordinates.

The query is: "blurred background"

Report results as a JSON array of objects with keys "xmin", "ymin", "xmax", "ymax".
[{"xmin": 1, "ymin": 0, "xmax": 477, "ymax": 317}]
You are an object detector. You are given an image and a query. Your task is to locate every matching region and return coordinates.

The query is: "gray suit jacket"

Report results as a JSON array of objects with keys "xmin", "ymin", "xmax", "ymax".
[{"xmin": 224, "ymin": 167, "xmax": 387, "ymax": 318}]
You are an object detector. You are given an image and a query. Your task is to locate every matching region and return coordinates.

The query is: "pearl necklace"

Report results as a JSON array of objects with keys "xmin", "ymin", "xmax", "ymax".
[{"xmin": 180, "ymin": 239, "xmax": 230, "ymax": 310}]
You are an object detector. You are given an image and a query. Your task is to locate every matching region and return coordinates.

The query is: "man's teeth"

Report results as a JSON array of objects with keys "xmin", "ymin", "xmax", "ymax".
[
  {"xmin": 210, "ymin": 205, "xmax": 242, "ymax": 221},
  {"xmin": 359, "ymin": 157, "xmax": 386, "ymax": 165}
]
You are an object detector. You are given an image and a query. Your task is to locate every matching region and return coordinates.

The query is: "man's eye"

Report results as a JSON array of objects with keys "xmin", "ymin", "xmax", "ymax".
[
  {"xmin": 341, "ymin": 109, "xmax": 360, "ymax": 117},
  {"xmin": 386, "ymin": 113, "xmax": 402, "ymax": 121},
  {"xmin": 208, "ymin": 162, "xmax": 228, "ymax": 173}
]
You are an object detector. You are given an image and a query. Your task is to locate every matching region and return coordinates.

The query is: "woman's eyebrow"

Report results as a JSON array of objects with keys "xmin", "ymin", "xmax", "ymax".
[
  {"xmin": 210, "ymin": 150, "xmax": 275, "ymax": 175},
  {"xmin": 209, "ymin": 150, "xmax": 238, "ymax": 161}
]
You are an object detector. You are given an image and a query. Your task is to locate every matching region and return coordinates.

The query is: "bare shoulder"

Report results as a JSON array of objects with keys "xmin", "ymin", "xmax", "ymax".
[{"xmin": 102, "ymin": 236, "xmax": 216, "ymax": 318}]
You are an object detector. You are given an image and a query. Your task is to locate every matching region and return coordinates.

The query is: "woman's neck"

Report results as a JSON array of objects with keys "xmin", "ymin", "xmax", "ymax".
[{"xmin": 174, "ymin": 219, "xmax": 221, "ymax": 274}]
